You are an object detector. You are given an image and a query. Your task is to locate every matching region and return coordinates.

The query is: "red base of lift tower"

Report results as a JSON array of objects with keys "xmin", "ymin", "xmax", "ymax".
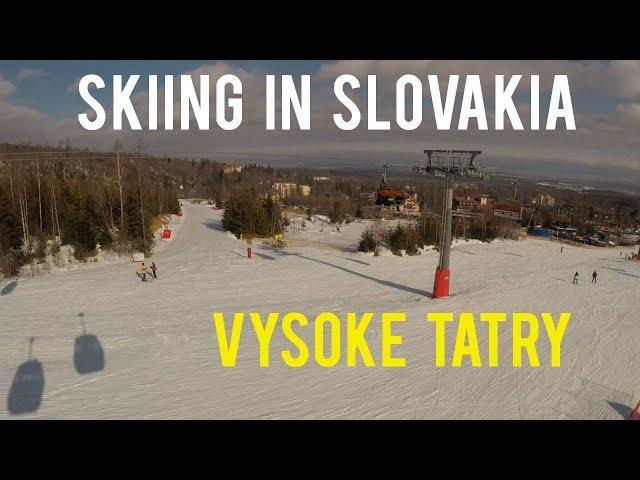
[
  {"xmin": 416, "ymin": 149, "xmax": 485, "ymax": 300},
  {"xmin": 432, "ymin": 267, "xmax": 450, "ymax": 298}
]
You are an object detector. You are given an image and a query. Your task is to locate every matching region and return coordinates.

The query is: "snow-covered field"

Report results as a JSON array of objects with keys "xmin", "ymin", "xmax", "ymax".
[{"xmin": 1, "ymin": 200, "xmax": 639, "ymax": 419}]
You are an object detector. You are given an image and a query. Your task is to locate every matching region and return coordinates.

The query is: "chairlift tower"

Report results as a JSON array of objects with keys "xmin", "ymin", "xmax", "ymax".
[{"xmin": 413, "ymin": 150, "xmax": 486, "ymax": 298}]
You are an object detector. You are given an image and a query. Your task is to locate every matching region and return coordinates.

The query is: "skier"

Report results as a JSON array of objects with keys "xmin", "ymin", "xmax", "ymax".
[
  {"xmin": 572, "ymin": 272, "xmax": 579, "ymax": 284},
  {"xmin": 592, "ymin": 270, "xmax": 597, "ymax": 283},
  {"xmin": 560, "ymin": 246, "xmax": 563, "ymax": 253},
  {"xmin": 150, "ymin": 261, "xmax": 158, "ymax": 279},
  {"xmin": 139, "ymin": 263, "xmax": 148, "ymax": 282}
]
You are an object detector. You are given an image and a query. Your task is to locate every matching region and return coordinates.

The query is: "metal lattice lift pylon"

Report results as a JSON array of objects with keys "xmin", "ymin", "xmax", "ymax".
[{"xmin": 413, "ymin": 150, "xmax": 487, "ymax": 298}]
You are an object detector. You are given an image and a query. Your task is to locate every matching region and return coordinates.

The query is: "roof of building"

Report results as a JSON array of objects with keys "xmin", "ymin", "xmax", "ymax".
[
  {"xmin": 377, "ymin": 187, "xmax": 406, "ymax": 198},
  {"xmin": 492, "ymin": 202, "xmax": 521, "ymax": 213}
]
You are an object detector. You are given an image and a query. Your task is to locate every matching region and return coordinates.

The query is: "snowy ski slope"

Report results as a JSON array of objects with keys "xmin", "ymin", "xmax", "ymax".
[{"xmin": 1, "ymin": 201, "xmax": 639, "ymax": 419}]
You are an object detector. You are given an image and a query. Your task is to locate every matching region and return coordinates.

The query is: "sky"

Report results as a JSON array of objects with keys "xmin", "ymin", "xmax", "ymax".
[{"xmin": 1, "ymin": 60, "xmax": 639, "ymax": 189}]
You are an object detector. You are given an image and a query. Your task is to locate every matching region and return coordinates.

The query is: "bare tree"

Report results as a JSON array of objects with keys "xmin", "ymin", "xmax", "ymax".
[
  {"xmin": 113, "ymin": 140, "xmax": 125, "ymax": 231},
  {"xmin": 37, "ymin": 160, "xmax": 43, "ymax": 232},
  {"xmin": 102, "ymin": 172, "xmax": 115, "ymax": 231},
  {"xmin": 17, "ymin": 176, "xmax": 30, "ymax": 250},
  {"xmin": 134, "ymin": 136, "xmax": 148, "ymax": 248},
  {"xmin": 9, "ymin": 175, "xmax": 16, "ymax": 215},
  {"xmin": 50, "ymin": 176, "xmax": 61, "ymax": 240}
]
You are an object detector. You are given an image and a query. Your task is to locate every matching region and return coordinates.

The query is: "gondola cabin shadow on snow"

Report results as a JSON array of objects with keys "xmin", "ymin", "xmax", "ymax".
[
  {"xmin": 7, "ymin": 337, "xmax": 44, "ymax": 415},
  {"xmin": 74, "ymin": 313, "xmax": 105, "ymax": 374},
  {"xmin": 1, "ymin": 280, "xmax": 17, "ymax": 295}
]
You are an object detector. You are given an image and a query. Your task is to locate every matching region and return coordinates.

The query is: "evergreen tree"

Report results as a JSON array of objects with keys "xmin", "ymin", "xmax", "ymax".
[
  {"xmin": 124, "ymin": 193, "xmax": 151, "ymax": 252},
  {"xmin": 222, "ymin": 189, "xmax": 283, "ymax": 238},
  {"xmin": 167, "ymin": 190, "xmax": 180, "ymax": 215}
]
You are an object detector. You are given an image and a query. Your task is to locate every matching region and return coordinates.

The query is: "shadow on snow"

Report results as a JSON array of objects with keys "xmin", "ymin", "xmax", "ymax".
[
  {"xmin": 1, "ymin": 280, "xmax": 17, "ymax": 296},
  {"xmin": 7, "ymin": 337, "xmax": 44, "ymax": 415},
  {"xmin": 74, "ymin": 313, "xmax": 105, "ymax": 375},
  {"xmin": 267, "ymin": 248, "xmax": 431, "ymax": 297}
]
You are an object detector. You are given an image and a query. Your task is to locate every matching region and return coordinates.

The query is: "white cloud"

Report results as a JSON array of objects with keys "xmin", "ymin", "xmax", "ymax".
[
  {"xmin": 16, "ymin": 68, "xmax": 45, "ymax": 81},
  {"xmin": 317, "ymin": 60, "xmax": 640, "ymax": 99},
  {"xmin": 0, "ymin": 101, "xmax": 51, "ymax": 141},
  {"xmin": 0, "ymin": 75, "xmax": 16, "ymax": 97},
  {"xmin": 2, "ymin": 61, "xmax": 640, "ymax": 186},
  {"xmin": 66, "ymin": 76, "xmax": 82, "ymax": 95}
]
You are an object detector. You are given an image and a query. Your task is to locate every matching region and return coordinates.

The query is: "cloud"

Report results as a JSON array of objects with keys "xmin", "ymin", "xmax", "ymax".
[
  {"xmin": 0, "ymin": 75, "xmax": 16, "ymax": 97},
  {"xmin": 317, "ymin": 60, "xmax": 640, "ymax": 100},
  {"xmin": 66, "ymin": 76, "xmax": 82, "ymax": 95},
  {"xmin": 0, "ymin": 101, "xmax": 51, "ymax": 141},
  {"xmin": 2, "ymin": 61, "xmax": 640, "ymax": 188},
  {"xmin": 16, "ymin": 68, "xmax": 45, "ymax": 81}
]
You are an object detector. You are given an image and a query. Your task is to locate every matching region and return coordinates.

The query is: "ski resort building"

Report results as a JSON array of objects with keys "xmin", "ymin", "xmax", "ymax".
[
  {"xmin": 222, "ymin": 163, "xmax": 242, "ymax": 174},
  {"xmin": 454, "ymin": 194, "xmax": 493, "ymax": 213},
  {"xmin": 454, "ymin": 196, "xmax": 477, "ymax": 212},
  {"xmin": 299, "ymin": 185, "xmax": 311, "ymax": 196},
  {"xmin": 536, "ymin": 193, "xmax": 556, "ymax": 207},
  {"xmin": 492, "ymin": 203, "xmax": 522, "ymax": 220},
  {"xmin": 272, "ymin": 183, "xmax": 310, "ymax": 199},
  {"xmin": 272, "ymin": 183, "xmax": 297, "ymax": 199},
  {"xmin": 402, "ymin": 194, "xmax": 420, "ymax": 215}
]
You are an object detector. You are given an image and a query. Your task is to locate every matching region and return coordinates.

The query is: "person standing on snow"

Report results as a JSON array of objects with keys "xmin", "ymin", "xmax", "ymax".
[
  {"xmin": 560, "ymin": 246, "xmax": 563, "ymax": 252},
  {"xmin": 150, "ymin": 261, "xmax": 158, "ymax": 279},
  {"xmin": 592, "ymin": 270, "xmax": 597, "ymax": 283},
  {"xmin": 572, "ymin": 272, "xmax": 580, "ymax": 284},
  {"xmin": 139, "ymin": 262, "xmax": 148, "ymax": 282}
]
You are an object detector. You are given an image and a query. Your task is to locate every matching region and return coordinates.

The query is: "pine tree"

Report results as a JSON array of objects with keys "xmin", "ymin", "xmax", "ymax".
[
  {"xmin": 222, "ymin": 189, "xmax": 283, "ymax": 238},
  {"xmin": 124, "ymin": 193, "xmax": 151, "ymax": 252},
  {"xmin": 166, "ymin": 190, "xmax": 180, "ymax": 215}
]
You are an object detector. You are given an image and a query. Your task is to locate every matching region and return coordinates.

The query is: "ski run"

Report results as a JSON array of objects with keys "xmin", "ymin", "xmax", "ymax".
[{"xmin": 1, "ymin": 200, "xmax": 639, "ymax": 419}]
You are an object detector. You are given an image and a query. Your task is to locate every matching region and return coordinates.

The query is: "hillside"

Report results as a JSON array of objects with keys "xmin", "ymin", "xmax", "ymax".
[{"xmin": 1, "ymin": 201, "xmax": 639, "ymax": 419}]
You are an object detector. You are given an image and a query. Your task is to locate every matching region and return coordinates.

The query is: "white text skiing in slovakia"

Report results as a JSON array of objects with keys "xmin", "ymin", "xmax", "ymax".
[{"xmin": 77, "ymin": 74, "xmax": 575, "ymax": 132}]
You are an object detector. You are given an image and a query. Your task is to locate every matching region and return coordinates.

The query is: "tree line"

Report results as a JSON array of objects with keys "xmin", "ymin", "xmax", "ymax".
[
  {"xmin": 358, "ymin": 212, "xmax": 514, "ymax": 256},
  {"xmin": 0, "ymin": 143, "xmax": 180, "ymax": 277}
]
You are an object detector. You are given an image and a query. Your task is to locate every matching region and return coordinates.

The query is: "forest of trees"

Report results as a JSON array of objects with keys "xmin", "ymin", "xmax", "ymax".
[
  {"xmin": 358, "ymin": 211, "xmax": 512, "ymax": 257},
  {"xmin": 0, "ymin": 140, "xmax": 535, "ymax": 276},
  {"xmin": 221, "ymin": 188, "xmax": 284, "ymax": 238},
  {"xmin": 0, "ymin": 143, "xmax": 180, "ymax": 277},
  {"xmin": 0, "ymin": 141, "xmax": 379, "ymax": 277}
]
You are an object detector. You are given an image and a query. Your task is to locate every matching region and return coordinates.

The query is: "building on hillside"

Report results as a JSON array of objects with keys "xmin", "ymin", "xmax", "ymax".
[
  {"xmin": 313, "ymin": 176, "xmax": 330, "ymax": 181},
  {"xmin": 299, "ymin": 185, "xmax": 311, "ymax": 196},
  {"xmin": 454, "ymin": 196, "xmax": 477, "ymax": 212},
  {"xmin": 222, "ymin": 163, "xmax": 242, "ymax": 174},
  {"xmin": 402, "ymin": 194, "xmax": 420, "ymax": 215},
  {"xmin": 376, "ymin": 187, "xmax": 406, "ymax": 207},
  {"xmin": 536, "ymin": 193, "xmax": 556, "ymax": 207},
  {"xmin": 454, "ymin": 194, "xmax": 493, "ymax": 213},
  {"xmin": 492, "ymin": 202, "xmax": 522, "ymax": 220},
  {"xmin": 272, "ymin": 182, "xmax": 298, "ymax": 199}
]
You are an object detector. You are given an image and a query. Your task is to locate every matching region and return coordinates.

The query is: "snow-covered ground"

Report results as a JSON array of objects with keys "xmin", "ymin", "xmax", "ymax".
[{"xmin": 1, "ymin": 200, "xmax": 639, "ymax": 419}]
